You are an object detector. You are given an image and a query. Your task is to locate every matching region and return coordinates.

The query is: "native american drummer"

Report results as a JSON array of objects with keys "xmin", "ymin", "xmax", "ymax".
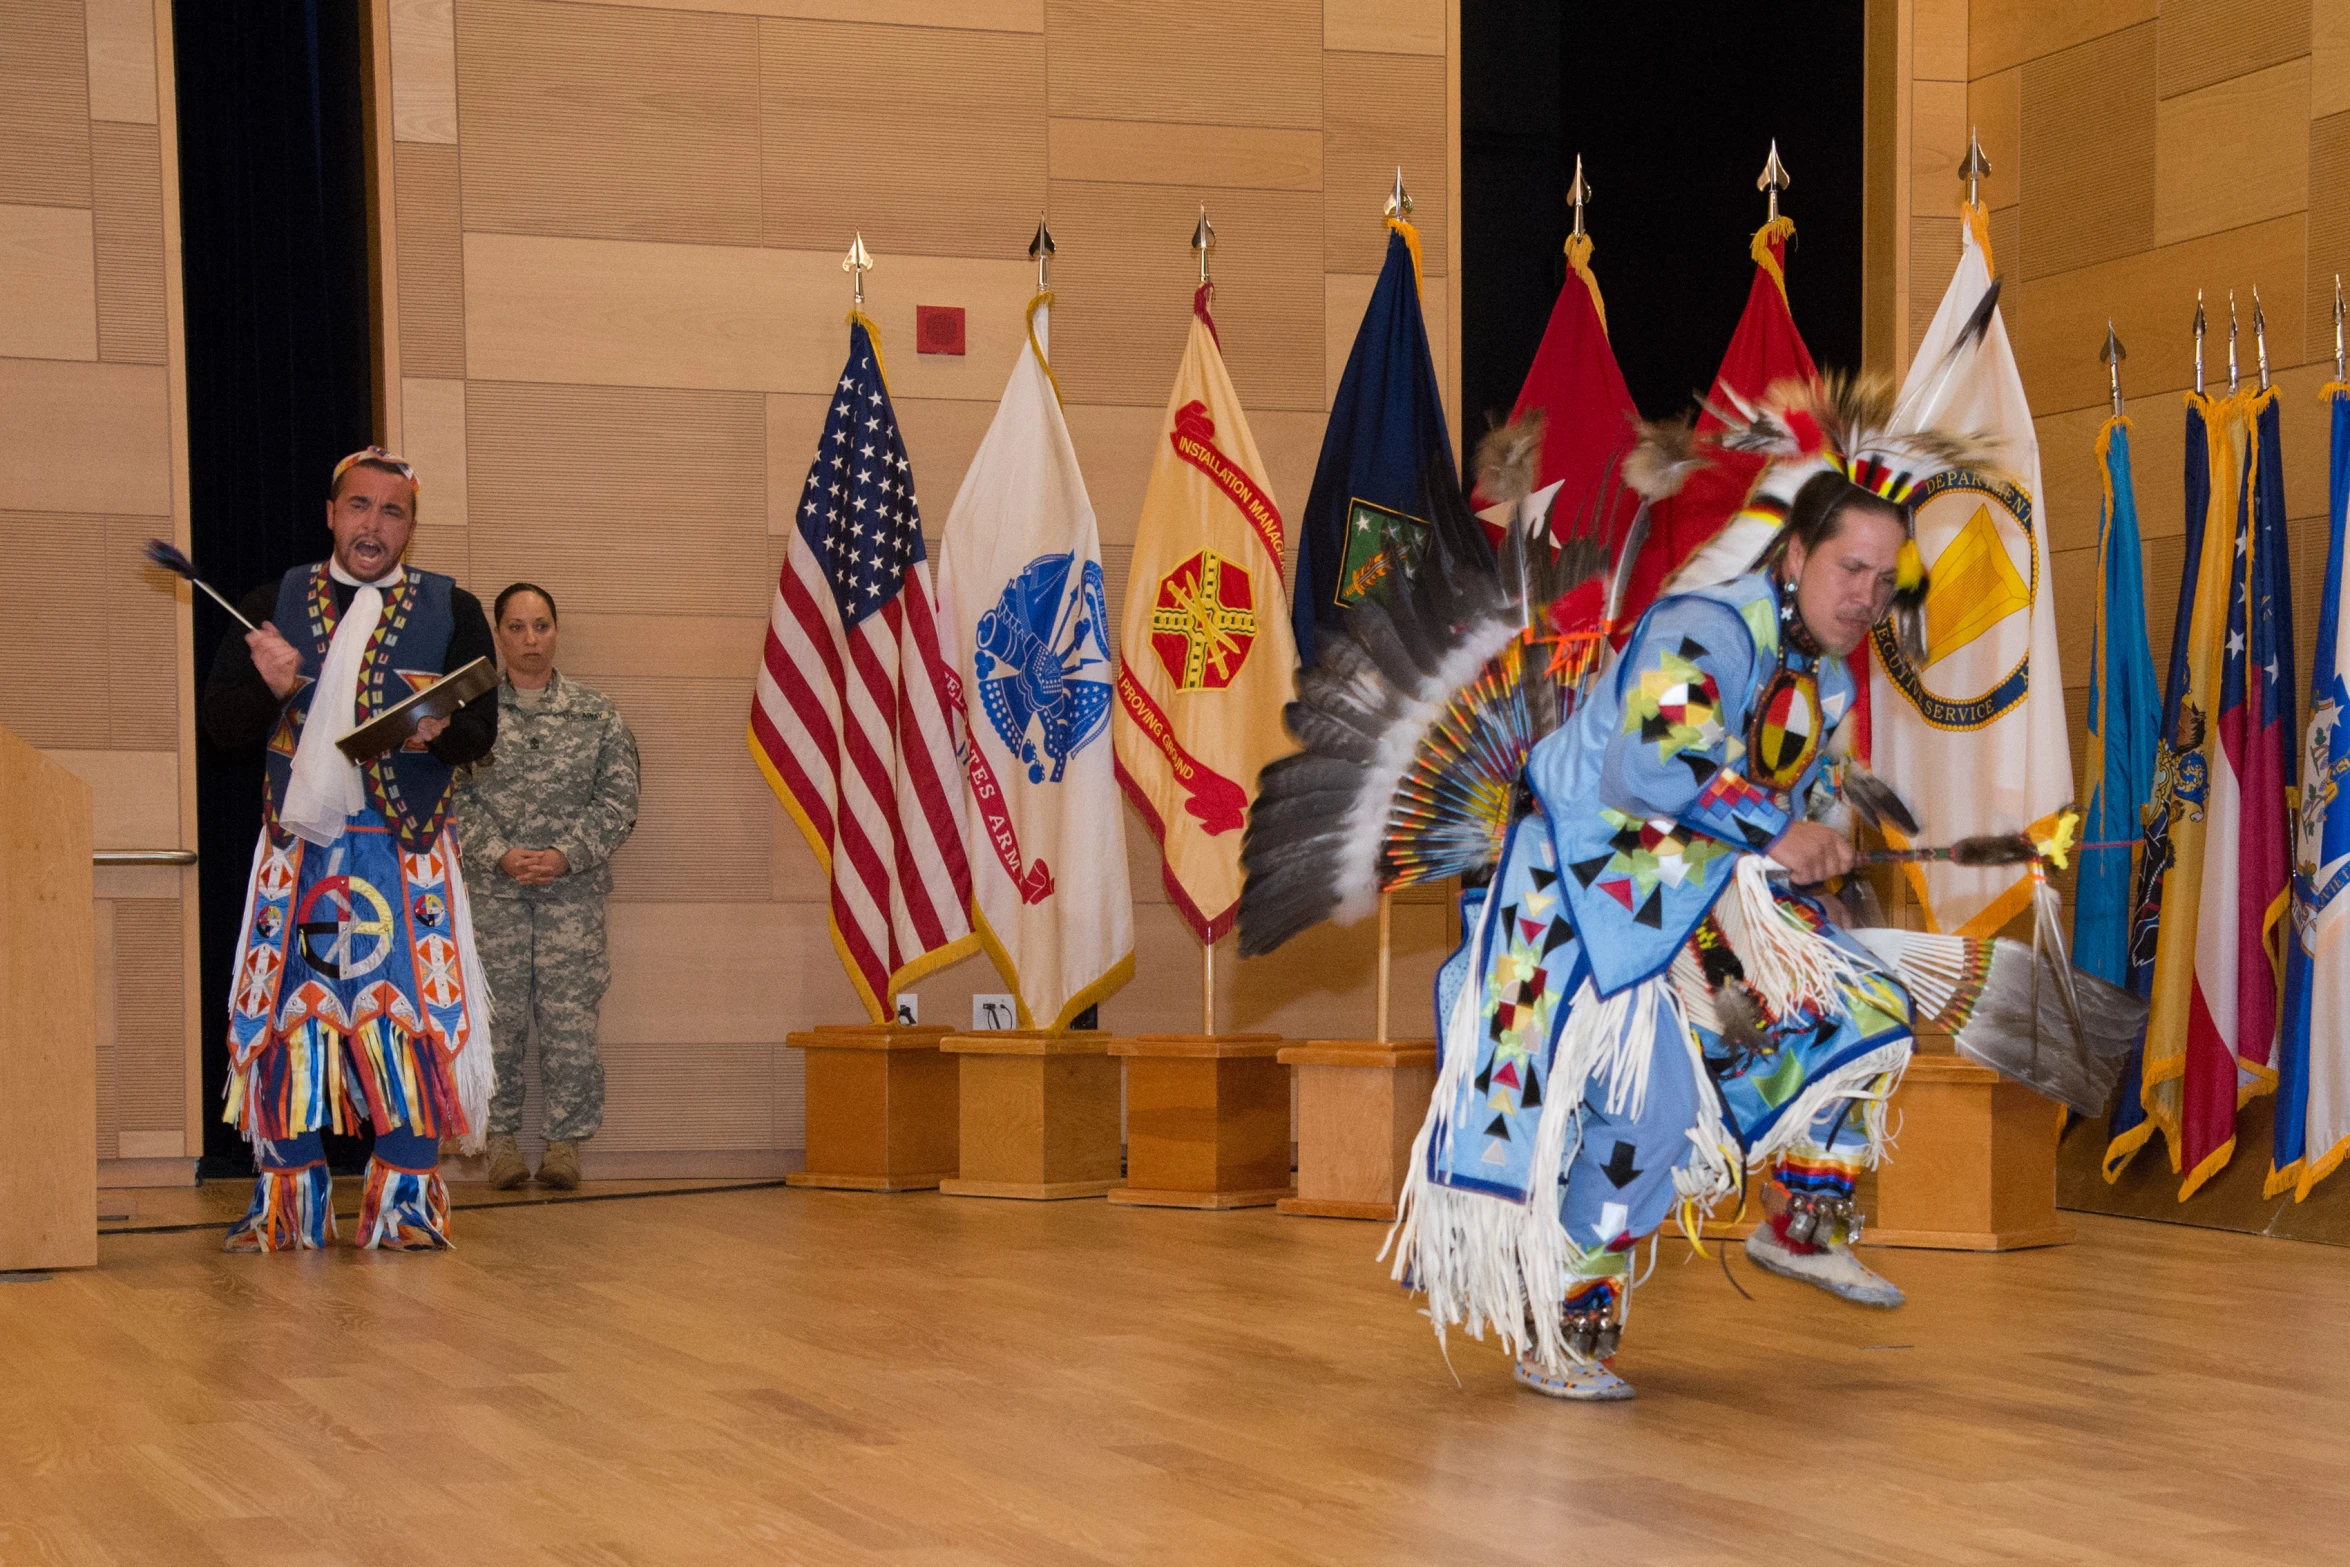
[{"xmin": 201, "ymin": 447, "xmax": 499, "ymax": 1251}]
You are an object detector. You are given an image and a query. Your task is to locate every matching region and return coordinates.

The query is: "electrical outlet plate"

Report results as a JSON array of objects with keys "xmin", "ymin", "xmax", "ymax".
[
  {"xmin": 894, "ymin": 994, "xmax": 919, "ymax": 1025},
  {"xmin": 972, "ymin": 994, "xmax": 1018, "ymax": 1030}
]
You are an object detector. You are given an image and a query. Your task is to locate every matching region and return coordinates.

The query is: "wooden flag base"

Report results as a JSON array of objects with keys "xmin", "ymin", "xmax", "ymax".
[
  {"xmin": 1276, "ymin": 1038, "xmax": 1436, "ymax": 1221},
  {"xmin": 1692, "ymin": 1054, "xmax": 2075, "ymax": 1250},
  {"xmin": 938, "ymin": 1030, "xmax": 1121, "ymax": 1200},
  {"xmin": 1867, "ymin": 1054, "xmax": 2074, "ymax": 1250},
  {"xmin": 783, "ymin": 1024, "xmax": 959, "ymax": 1193},
  {"xmin": 1106, "ymin": 1034, "xmax": 1292, "ymax": 1209}
]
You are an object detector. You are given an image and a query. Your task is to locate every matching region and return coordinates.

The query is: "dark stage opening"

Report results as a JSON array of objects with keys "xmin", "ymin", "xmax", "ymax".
[
  {"xmin": 174, "ymin": 0, "xmax": 377, "ymax": 1172},
  {"xmin": 1461, "ymin": 0, "xmax": 1870, "ymax": 433}
]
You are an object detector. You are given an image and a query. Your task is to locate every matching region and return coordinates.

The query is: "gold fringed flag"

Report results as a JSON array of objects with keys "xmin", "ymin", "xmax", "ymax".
[
  {"xmin": 1867, "ymin": 207, "xmax": 2071, "ymax": 935},
  {"xmin": 934, "ymin": 294, "xmax": 1135, "ymax": 1030},
  {"xmin": 1113, "ymin": 286, "xmax": 1299, "ymax": 942}
]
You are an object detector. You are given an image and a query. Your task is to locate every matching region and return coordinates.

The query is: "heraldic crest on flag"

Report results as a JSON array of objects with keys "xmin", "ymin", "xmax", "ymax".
[
  {"xmin": 937, "ymin": 293, "xmax": 1135, "ymax": 1028},
  {"xmin": 749, "ymin": 312, "xmax": 978, "ymax": 1021},
  {"xmin": 1115, "ymin": 285, "xmax": 1300, "ymax": 943},
  {"xmin": 1292, "ymin": 214, "xmax": 1470, "ymax": 662},
  {"xmin": 1867, "ymin": 211, "xmax": 2070, "ymax": 936},
  {"xmin": 2276, "ymin": 374, "xmax": 2350, "ymax": 1198}
]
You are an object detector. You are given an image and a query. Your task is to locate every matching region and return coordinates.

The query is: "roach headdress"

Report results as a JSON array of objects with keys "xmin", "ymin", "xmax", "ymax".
[{"xmin": 1633, "ymin": 284, "xmax": 2007, "ymax": 660}]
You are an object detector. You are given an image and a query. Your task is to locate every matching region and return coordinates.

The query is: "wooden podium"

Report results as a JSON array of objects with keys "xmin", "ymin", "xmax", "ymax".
[
  {"xmin": 0, "ymin": 726, "xmax": 97, "ymax": 1270},
  {"xmin": 1869, "ymin": 1054, "xmax": 2074, "ymax": 1250},
  {"xmin": 784, "ymin": 1023, "xmax": 958, "ymax": 1192},
  {"xmin": 1106, "ymin": 1034, "xmax": 1292, "ymax": 1209},
  {"xmin": 1276, "ymin": 1038, "xmax": 1435, "ymax": 1220},
  {"xmin": 938, "ymin": 1030, "xmax": 1122, "ymax": 1200}
]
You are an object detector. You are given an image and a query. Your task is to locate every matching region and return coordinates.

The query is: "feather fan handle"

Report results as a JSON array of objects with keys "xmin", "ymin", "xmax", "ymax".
[{"xmin": 145, "ymin": 539, "xmax": 259, "ymax": 631}]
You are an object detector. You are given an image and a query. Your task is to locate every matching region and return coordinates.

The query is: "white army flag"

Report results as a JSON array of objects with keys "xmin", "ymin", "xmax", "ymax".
[{"xmin": 934, "ymin": 296, "xmax": 1135, "ymax": 1027}]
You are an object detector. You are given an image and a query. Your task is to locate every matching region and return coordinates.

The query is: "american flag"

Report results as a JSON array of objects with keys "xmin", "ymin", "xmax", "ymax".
[{"xmin": 750, "ymin": 318, "xmax": 975, "ymax": 1019}]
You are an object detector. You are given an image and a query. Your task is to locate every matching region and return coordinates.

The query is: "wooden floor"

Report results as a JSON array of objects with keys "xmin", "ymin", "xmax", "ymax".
[{"xmin": 2, "ymin": 1190, "xmax": 2343, "ymax": 1566}]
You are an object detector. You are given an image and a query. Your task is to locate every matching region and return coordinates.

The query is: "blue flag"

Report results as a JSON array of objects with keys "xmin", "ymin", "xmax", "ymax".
[
  {"xmin": 2106, "ymin": 391, "xmax": 2220, "ymax": 1174},
  {"xmin": 1292, "ymin": 223, "xmax": 1477, "ymax": 663},
  {"xmin": 2273, "ymin": 383, "xmax": 2350, "ymax": 1199},
  {"xmin": 2076, "ymin": 415, "xmax": 2160, "ymax": 986}
]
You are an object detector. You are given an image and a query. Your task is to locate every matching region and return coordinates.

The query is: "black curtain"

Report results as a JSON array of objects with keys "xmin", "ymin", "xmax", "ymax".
[
  {"xmin": 174, "ymin": 0, "xmax": 375, "ymax": 1171},
  {"xmin": 1463, "ymin": 0, "xmax": 1869, "ymax": 429}
]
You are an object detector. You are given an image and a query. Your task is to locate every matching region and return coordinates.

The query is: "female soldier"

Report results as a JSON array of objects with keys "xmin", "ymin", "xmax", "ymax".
[{"xmin": 456, "ymin": 583, "xmax": 640, "ymax": 1190}]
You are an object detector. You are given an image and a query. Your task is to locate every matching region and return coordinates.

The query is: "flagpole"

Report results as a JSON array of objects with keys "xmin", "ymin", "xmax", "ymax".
[
  {"xmin": 1202, "ymin": 938, "xmax": 1215, "ymax": 1036},
  {"xmin": 1374, "ymin": 891, "xmax": 1392, "ymax": 1043},
  {"xmin": 2193, "ymin": 291, "xmax": 2207, "ymax": 396}
]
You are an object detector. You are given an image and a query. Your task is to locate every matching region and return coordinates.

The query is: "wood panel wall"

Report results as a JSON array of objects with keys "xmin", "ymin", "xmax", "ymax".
[
  {"xmin": 1891, "ymin": 0, "xmax": 2346, "ymax": 810},
  {"xmin": 0, "ymin": 0, "xmax": 201, "ymax": 1185},
  {"xmin": 369, "ymin": 0, "xmax": 1464, "ymax": 1172}
]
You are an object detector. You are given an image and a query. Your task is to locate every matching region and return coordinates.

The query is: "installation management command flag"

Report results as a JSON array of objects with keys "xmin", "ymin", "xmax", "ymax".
[
  {"xmin": 1868, "ymin": 212, "xmax": 2069, "ymax": 935},
  {"xmin": 751, "ymin": 313, "xmax": 977, "ymax": 1021},
  {"xmin": 1113, "ymin": 285, "xmax": 1298, "ymax": 943},
  {"xmin": 2275, "ymin": 378, "xmax": 2350, "ymax": 1200},
  {"xmin": 1291, "ymin": 217, "xmax": 1462, "ymax": 664},
  {"xmin": 935, "ymin": 295, "xmax": 1135, "ymax": 1029}
]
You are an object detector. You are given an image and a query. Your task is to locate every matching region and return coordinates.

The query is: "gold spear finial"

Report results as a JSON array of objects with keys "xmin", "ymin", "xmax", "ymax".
[
  {"xmin": 1028, "ymin": 216, "xmax": 1055, "ymax": 292},
  {"xmin": 1758, "ymin": 140, "xmax": 1790, "ymax": 222},
  {"xmin": 2101, "ymin": 320, "xmax": 2126, "ymax": 418},
  {"xmin": 2193, "ymin": 290, "xmax": 2207, "ymax": 395},
  {"xmin": 842, "ymin": 232, "xmax": 872, "ymax": 308},
  {"xmin": 2252, "ymin": 286, "xmax": 2270, "ymax": 391},
  {"xmin": 1385, "ymin": 166, "xmax": 1413, "ymax": 221},
  {"xmin": 1959, "ymin": 128, "xmax": 1991, "ymax": 206},
  {"xmin": 1190, "ymin": 205, "xmax": 1215, "ymax": 285},
  {"xmin": 1567, "ymin": 154, "xmax": 1591, "ymax": 240}
]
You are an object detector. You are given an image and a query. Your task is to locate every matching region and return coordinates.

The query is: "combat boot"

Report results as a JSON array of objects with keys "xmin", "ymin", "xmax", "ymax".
[
  {"xmin": 538, "ymin": 1139, "xmax": 581, "ymax": 1191},
  {"xmin": 486, "ymin": 1135, "xmax": 528, "ymax": 1192}
]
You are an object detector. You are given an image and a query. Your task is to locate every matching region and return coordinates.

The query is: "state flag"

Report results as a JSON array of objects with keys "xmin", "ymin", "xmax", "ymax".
[{"xmin": 2273, "ymin": 380, "xmax": 2350, "ymax": 1200}]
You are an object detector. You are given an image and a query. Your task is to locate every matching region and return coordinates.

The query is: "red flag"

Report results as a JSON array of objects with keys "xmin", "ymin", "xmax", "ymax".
[
  {"xmin": 1476, "ymin": 235, "xmax": 1638, "ymax": 546},
  {"xmin": 1614, "ymin": 219, "xmax": 1851, "ymax": 740},
  {"xmin": 1619, "ymin": 218, "xmax": 1817, "ymax": 618}
]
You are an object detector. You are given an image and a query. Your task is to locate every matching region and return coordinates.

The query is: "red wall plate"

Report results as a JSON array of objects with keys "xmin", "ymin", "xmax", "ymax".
[{"xmin": 915, "ymin": 305, "xmax": 966, "ymax": 356}]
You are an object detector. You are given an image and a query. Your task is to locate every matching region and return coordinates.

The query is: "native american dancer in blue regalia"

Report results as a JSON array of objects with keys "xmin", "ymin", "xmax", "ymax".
[
  {"xmin": 195, "ymin": 448, "xmax": 500, "ymax": 1252},
  {"xmin": 1242, "ymin": 350, "xmax": 2144, "ymax": 1401}
]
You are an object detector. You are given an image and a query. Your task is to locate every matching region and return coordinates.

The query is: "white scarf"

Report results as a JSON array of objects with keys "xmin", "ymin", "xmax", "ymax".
[{"xmin": 279, "ymin": 559, "xmax": 404, "ymax": 846}]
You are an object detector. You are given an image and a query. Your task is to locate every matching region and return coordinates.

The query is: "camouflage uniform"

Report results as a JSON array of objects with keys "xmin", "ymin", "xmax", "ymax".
[{"xmin": 454, "ymin": 672, "xmax": 640, "ymax": 1142}]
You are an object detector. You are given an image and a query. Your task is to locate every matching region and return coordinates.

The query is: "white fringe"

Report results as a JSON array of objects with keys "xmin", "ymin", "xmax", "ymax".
[
  {"xmin": 1714, "ymin": 856, "xmax": 1865, "ymax": 1022},
  {"xmin": 442, "ymin": 827, "xmax": 496, "ymax": 1155},
  {"xmin": 1848, "ymin": 927, "xmax": 1974, "ymax": 1027},
  {"xmin": 1384, "ymin": 934, "xmax": 1735, "ymax": 1375},
  {"xmin": 1743, "ymin": 1038, "xmax": 1911, "ymax": 1173}
]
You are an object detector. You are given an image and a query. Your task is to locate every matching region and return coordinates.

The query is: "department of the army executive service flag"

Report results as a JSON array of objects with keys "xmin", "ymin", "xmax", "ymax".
[
  {"xmin": 2274, "ymin": 380, "xmax": 2350, "ymax": 1201},
  {"xmin": 934, "ymin": 294, "xmax": 1135, "ymax": 1030},
  {"xmin": 1292, "ymin": 219, "xmax": 1460, "ymax": 665},
  {"xmin": 1114, "ymin": 285, "xmax": 1298, "ymax": 944},
  {"xmin": 751, "ymin": 313, "xmax": 977, "ymax": 1022},
  {"xmin": 1867, "ymin": 210, "xmax": 2069, "ymax": 937}
]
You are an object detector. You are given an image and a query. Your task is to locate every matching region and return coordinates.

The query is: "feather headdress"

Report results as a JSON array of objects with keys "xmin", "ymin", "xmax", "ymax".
[{"xmin": 1649, "ymin": 280, "xmax": 2009, "ymax": 630}]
